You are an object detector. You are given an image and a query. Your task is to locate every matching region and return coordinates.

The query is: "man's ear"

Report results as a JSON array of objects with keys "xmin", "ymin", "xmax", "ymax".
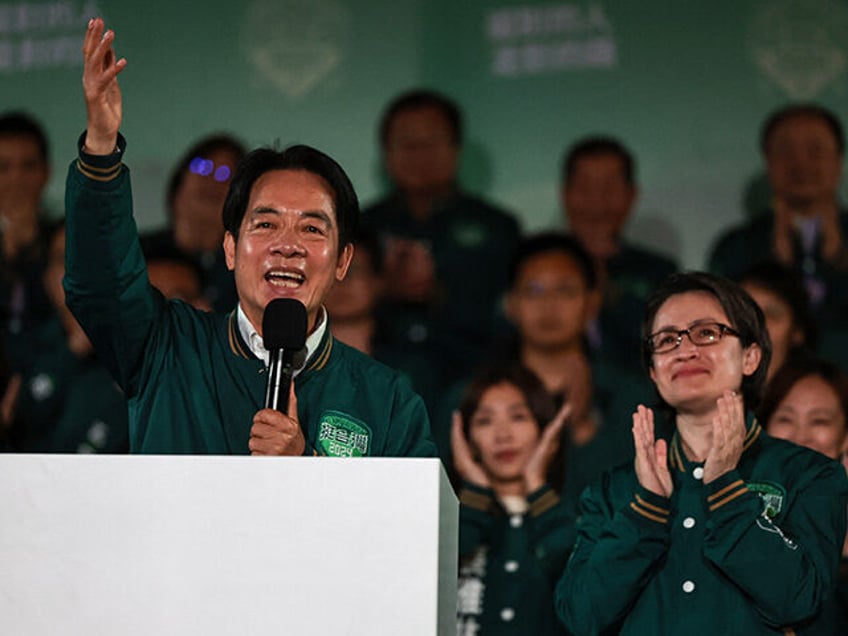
[
  {"xmin": 335, "ymin": 243, "xmax": 354, "ymax": 281},
  {"xmin": 224, "ymin": 232, "xmax": 236, "ymax": 271}
]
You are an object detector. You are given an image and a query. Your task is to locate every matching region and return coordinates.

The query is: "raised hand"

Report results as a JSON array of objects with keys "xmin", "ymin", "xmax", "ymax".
[
  {"xmin": 703, "ymin": 390, "xmax": 746, "ymax": 484},
  {"xmin": 632, "ymin": 405, "xmax": 673, "ymax": 498},
  {"xmin": 451, "ymin": 411, "xmax": 490, "ymax": 488},
  {"xmin": 81, "ymin": 17, "xmax": 127, "ymax": 154},
  {"xmin": 249, "ymin": 382, "xmax": 306, "ymax": 456},
  {"xmin": 524, "ymin": 401, "xmax": 571, "ymax": 493}
]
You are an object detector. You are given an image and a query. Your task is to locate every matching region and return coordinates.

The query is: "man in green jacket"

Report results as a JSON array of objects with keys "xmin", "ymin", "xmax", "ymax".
[{"xmin": 65, "ymin": 18, "xmax": 436, "ymax": 458}]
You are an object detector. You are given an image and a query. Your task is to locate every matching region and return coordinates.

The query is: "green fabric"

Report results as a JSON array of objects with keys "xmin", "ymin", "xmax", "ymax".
[
  {"xmin": 458, "ymin": 483, "xmax": 574, "ymax": 636},
  {"xmin": 708, "ymin": 211, "xmax": 848, "ymax": 331},
  {"xmin": 365, "ymin": 191, "xmax": 521, "ymax": 383},
  {"xmin": 9, "ymin": 316, "xmax": 129, "ymax": 453},
  {"xmin": 63, "ymin": 149, "xmax": 436, "ymax": 457},
  {"xmin": 555, "ymin": 416, "xmax": 848, "ymax": 635}
]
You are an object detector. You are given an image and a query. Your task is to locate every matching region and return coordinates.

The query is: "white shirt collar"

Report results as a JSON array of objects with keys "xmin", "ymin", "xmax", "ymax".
[{"xmin": 236, "ymin": 303, "xmax": 327, "ymax": 376}]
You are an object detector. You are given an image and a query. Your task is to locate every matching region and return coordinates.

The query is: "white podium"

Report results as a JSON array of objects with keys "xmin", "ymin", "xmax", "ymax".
[{"xmin": 0, "ymin": 455, "xmax": 458, "ymax": 635}]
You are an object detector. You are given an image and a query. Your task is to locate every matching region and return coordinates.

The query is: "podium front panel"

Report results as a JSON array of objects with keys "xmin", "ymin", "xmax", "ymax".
[{"xmin": 0, "ymin": 455, "xmax": 457, "ymax": 635}]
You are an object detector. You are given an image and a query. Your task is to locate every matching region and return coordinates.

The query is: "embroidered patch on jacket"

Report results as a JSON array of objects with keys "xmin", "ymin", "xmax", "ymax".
[
  {"xmin": 317, "ymin": 411, "xmax": 371, "ymax": 457},
  {"xmin": 747, "ymin": 481, "xmax": 786, "ymax": 519}
]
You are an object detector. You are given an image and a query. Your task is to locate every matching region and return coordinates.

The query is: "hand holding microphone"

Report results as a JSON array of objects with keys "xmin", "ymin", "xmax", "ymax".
[{"xmin": 249, "ymin": 299, "xmax": 308, "ymax": 456}]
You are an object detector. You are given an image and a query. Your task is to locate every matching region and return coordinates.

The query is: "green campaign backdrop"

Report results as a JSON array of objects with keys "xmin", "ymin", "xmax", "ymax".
[{"xmin": 2, "ymin": 0, "xmax": 847, "ymax": 268}]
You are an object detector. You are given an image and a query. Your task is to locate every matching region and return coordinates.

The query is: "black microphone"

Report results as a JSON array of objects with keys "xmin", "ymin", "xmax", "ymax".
[{"xmin": 262, "ymin": 298, "xmax": 307, "ymax": 413}]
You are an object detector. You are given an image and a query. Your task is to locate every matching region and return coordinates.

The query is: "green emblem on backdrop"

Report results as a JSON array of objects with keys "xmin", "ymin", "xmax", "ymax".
[
  {"xmin": 747, "ymin": 481, "xmax": 786, "ymax": 519},
  {"xmin": 317, "ymin": 411, "xmax": 371, "ymax": 457}
]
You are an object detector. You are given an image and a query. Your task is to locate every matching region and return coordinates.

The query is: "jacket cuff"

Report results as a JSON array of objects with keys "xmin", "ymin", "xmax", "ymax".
[
  {"xmin": 76, "ymin": 131, "xmax": 126, "ymax": 182},
  {"xmin": 459, "ymin": 481, "xmax": 495, "ymax": 512},
  {"xmin": 704, "ymin": 469, "xmax": 751, "ymax": 512},
  {"xmin": 624, "ymin": 486, "xmax": 672, "ymax": 526}
]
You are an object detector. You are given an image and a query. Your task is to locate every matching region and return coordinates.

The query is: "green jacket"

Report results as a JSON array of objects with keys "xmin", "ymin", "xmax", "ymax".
[
  {"xmin": 555, "ymin": 418, "xmax": 848, "ymax": 635},
  {"xmin": 458, "ymin": 483, "xmax": 574, "ymax": 636},
  {"xmin": 63, "ymin": 139, "xmax": 436, "ymax": 457}
]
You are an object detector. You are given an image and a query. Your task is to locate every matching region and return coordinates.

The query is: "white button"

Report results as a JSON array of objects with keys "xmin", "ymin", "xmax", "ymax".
[
  {"xmin": 504, "ymin": 560, "xmax": 519, "ymax": 573},
  {"xmin": 693, "ymin": 467, "xmax": 704, "ymax": 480},
  {"xmin": 510, "ymin": 515, "xmax": 523, "ymax": 528},
  {"xmin": 683, "ymin": 517, "xmax": 696, "ymax": 529},
  {"xmin": 682, "ymin": 580, "xmax": 696, "ymax": 593},
  {"xmin": 500, "ymin": 608, "xmax": 515, "ymax": 622}
]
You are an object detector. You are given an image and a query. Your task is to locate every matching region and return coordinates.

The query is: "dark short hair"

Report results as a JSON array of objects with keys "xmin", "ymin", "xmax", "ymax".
[
  {"xmin": 760, "ymin": 104, "xmax": 845, "ymax": 156},
  {"xmin": 458, "ymin": 364, "xmax": 564, "ymax": 491},
  {"xmin": 759, "ymin": 353, "xmax": 848, "ymax": 431},
  {"xmin": 351, "ymin": 220, "xmax": 384, "ymax": 275},
  {"xmin": 508, "ymin": 231, "xmax": 597, "ymax": 291},
  {"xmin": 378, "ymin": 89, "xmax": 463, "ymax": 148},
  {"xmin": 562, "ymin": 136, "xmax": 635, "ymax": 185},
  {"xmin": 167, "ymin": 133, "xmax": 246, "ymax": 217},
  {"xmin": 0, "ymin": 111, "xmax": 49, "ymax": 163},
  {"xmin": 737, "ymin": 261, "xmax": 818, "ymax": 351},
  {"xmin": 222, "ymin": 144, "xmax": 359, "ymax": 252},
  {"xmin": 641, "ymin": 272, "xmax": 772, "ymax": 409}
]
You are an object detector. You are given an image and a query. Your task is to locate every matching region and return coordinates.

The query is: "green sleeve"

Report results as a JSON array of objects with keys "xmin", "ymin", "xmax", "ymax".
[
  {"xmin": 526, "ymin": 485, "xmax": 576, "ymax": 583},
  {"xmin": 554, "ymin": 480, "xmax": 671, "ymax": 635},
  {"xmin": 63, "ymin": 136, "xmax": 161, "ymax": 397},
  {"xmin": 702, "ymin": 464, "xmax": 848, "ymax": 628}
]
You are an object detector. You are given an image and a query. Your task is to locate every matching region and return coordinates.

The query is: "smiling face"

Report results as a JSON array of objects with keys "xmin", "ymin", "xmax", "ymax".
[
  {"xmin": 767, "ymin": 374, "xmax": 848, "ymax": 460},
  {"xmin": 649, "ymin": 291, "xmax": 762, "ymax": 416},
  {"xmin": 467, "ymin": 382, "xmax": 541, "ymax": 489},
  {"xmin": 223, "ymin": 169, "xmax": 353, "ymax": 334}
]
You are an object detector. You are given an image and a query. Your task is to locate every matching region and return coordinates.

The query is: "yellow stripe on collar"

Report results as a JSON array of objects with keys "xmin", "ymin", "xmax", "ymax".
[
  {"xmin": 304, "ymin": 334, "xmax": 333, "ymax": 372},
  {"xmin": 228, "ymin": 312, "xmax": 250, "ymax": 358}
]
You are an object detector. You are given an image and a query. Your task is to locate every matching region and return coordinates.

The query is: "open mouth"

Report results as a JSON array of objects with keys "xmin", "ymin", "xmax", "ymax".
[{"xmin": 265, "ymin": 269, "xmax": 305, "ymax": 288}]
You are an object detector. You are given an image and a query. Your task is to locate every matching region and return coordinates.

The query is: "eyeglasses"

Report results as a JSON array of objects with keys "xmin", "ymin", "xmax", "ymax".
[{"xmin": 646, "ymin": 322, "xmax": 740, "ymax": 354}]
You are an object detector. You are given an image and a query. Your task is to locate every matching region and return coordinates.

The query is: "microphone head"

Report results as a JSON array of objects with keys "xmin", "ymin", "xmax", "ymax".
[{"xmin": 262, "ymin": 299, "xmax": 308, "ymax": 351}]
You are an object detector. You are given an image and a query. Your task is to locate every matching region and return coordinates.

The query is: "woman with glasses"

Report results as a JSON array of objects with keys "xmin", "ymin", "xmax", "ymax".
[{"xmin": 555, "ymin": 272, "xmax": 848, "ymax": 635}]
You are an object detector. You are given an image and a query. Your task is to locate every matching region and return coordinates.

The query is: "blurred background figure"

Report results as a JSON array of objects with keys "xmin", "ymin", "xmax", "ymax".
[
  {"xmin": 710, "ymin": 104, "xmax": 848, "ymax": 338},
  {"xmin": 324, "ymin": 223, "xmax": 440, "ymax": 407},
  {"xmin": 561, "ymin": 136, "xmax": 678, "ymax": 372},
  {"xmin": 365, "ymin": 90, "xmax": 520, "ymax": 387},
  {"xmin": 434, "ymin": 232, "xmax": 652, "ymax": 511},
  {"xmin": 760, "ymin": 354, "xmax": 848, "ymax": 635},
  {"xmin": 0, "ymin": 112, "xmax": 54, "ymax": 347},
  {"xmin": 737, "ymin": 261, "xmax": 817, "ymax": 383},
  {"xmin": 2, "ymin": 221, "xmax": 129, "ymax": 453},
  {"xmin": 140, "ymin": 133, "xmax": 246, "ymax": 313},
  {"xmin": 144, "ymin": 244, "xmax": 212, "ymax": 312},
  {"xmin": 452, "ymin": 364, "xmax": 572, "ymax": 636}
]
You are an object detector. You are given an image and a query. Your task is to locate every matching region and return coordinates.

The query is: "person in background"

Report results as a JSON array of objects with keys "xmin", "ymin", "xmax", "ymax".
[
  {"xmin": 141, "ymin": 133, "xmax": 245, "ymax": 313},
  {"xmin": 561, "ymin": 136, "xmax": 677, "ymax": 371},
  {"xmin": 142, "ymin": 242, "xmax": 212, "ymax": 312},
  {"xmin": 324, "ymin": 223, "xmax": 440, "ymax": 407},
  {"xmin": 2, "ymin": 221, "xmax": 129, "ymax": 453},
  {"xmin": 365, "ymin": 89, "xmax": 520, "ymax": 386},
  {"xmin": 760, "ymin": 354, "xmax": 848, "ymax": 635},
  {"xmin": 452, "ymin": 364, "xmax": 573, "ymax": 636},
  {"xmin": 434, "ymin": 232, "xmax": 651, "ymax": 511},
  {"xmin": 0, "ymin": 112, "xmax": 54, "ymax": 347},
  {"xmin": 556, "ymin": 272, "xmax": 848, "ymax": 635},
  {"xmin": 737, "ymin": 261, "xmax": 817, "ymax": 383},
  {"xmin": 710, "ymin": 104, "xmax": 848, "ymax": 335}
]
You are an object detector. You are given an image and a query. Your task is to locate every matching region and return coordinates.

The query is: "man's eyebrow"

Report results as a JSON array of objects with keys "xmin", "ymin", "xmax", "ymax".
[{"xmin": 301, "ymin": 210, "xmax": 334, "ymax": 227}]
